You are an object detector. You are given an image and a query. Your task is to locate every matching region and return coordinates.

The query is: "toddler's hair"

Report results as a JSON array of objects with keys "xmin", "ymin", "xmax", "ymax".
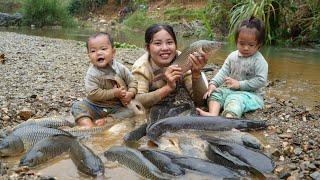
[
  {"xmin": 86, "ymin": 32, "xmax": 114, "ymax": 51},
  {"xmin": 235, "ymin": 16, "xmax": 265, "ymax": 45}
]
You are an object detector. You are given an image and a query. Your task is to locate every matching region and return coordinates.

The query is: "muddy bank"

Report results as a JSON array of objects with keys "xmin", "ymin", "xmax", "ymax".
[{"xmin": 0, "ymin": 32, "xmax": 319, "ymax": 179}]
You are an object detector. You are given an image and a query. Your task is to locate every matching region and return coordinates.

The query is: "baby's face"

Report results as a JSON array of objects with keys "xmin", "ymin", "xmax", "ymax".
[
  {"xmin": 236, "ymin": 27, "xmax": 260, "ymax": 57},
  {"xmin": 87, "ymin": 35, "xmax": 115, "ymax": 68}
]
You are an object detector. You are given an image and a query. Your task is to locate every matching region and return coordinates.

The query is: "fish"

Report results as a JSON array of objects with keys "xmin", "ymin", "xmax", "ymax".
[
  {"xmin": 123, "ymin": 123, "xmax": 147, "ymax": 142},
  {"xmin": 153, "ymin": 40, "xmax": 223, "ymax": 82},
  {"xmin": 63, "ymin": 123, "xmax": 115, "ymax": 137},
  {"xmin": 205, "ymin": 137, "xmax": 275, "ymax": 174},
  {"xmin": 201, "ymin": 128, "xmax": 262, "ymax": 149},
  {"xmin": 104, "ymin": 146, "xmax": 170, "ymax": 179},
  {"xmin": 156, "ymin": 132, "xmax": 209, "ymax": 159},
  {"xmin": 149, "ymin": 149, "xmax": 242, "ymax": 178},
  {"xmin": 69, "ymin": 140, "xmax": 105, "ymax": 177},
  {"xmin": 146, "ymin": 116, "xmax": 267, "ymax": 141},
  {"xmin": 172, "ymin": 156, "xmax": 242, "ymax": 178},
  {"xmin": 0, "ymin": 125, "xmax": 71, "ymax": 156},
  {"xmin": 19, "ymin": 134, "xmax": 76, "ymax": 167},
  {"xmin": 101, "ymin": 75, "xmax": 146, "ymax": 116},
  {"xmin": 172, "ymin": 40, "xmax": 222, "ymax": 73},
  {"xmin": 0, "ymin": 135, "xmax": 24, "ymax": 156},
  {"xmin": 13, "ymin": 116, "xmax": 75, "ymax": 130},
  {"xmin": 139, "ymin": 148, "xmax": 185, "ymax": 176}
]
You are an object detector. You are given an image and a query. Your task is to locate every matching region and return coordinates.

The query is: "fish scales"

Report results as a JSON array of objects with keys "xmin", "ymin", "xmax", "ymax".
[
  {"xmin": 12, "ymin": 125, "xmax": 72, "ymax": 149},
  {"xmin": 207, "ymin": 138, "xmax": 275, "ymax": 174},
  {"xmin": 104, "ymin": 146, "xmax": 170, "ymax": 180},
  {"xmin": 64, "ymin": 123, "xmax": 114, "ymax": 137},
  {"xmin": 140, "ymin": 149, "xmax": 185, "ymax": 176},
  {"xmin": 146, "ymin": 116, "xmax": 267, "ymax": 141},
  {"xmin": 172, "ymin": 40, "xmax": 222, "ymax": 73},
  {"xmin": 19, "ymin": 134, "xmax": 76, "ymax": 167},
  {"xmin": 13, "ymin": 116, "xmax": 75, "ymax": 130},
  {"xmin": 69, "ymin": 140, "xmax": 104, "ymax": 177}
]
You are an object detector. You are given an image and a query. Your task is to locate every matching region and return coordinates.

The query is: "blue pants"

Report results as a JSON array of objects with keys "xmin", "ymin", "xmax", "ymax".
[
  {"xmin": 71, "ymin": 99, "xmax": 134, "ymax": 122},
  {"xmin": 208, "ymin": 88, "xmax": 264, "ymax": 118}
]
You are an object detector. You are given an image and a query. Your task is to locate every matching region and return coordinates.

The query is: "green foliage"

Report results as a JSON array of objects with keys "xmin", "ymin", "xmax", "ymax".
[
  {"xmin": 22, "ymin": 0, "xmax": 76, "ymax": 27},
  {"xmin": 123, "ymin": 10, "xmax": 156, "ymax": 30},
  {"xmin": 114, "ymin": 41, "xmax": 138, "ymax": 49},
  {"xmin": 204, "ymin": 1, "xmax": 234, "ymax": 40},
  {"xmin": 229, "ymin": 0, "xmax": 279, "ymax": 45},
  {"xmin": 67, "ymin": 0, "xmax": 108, "ymax": 15},
  {"xmin": 164, "ymin": 7, "xmax": 203, "ymax": 21},
  {"xmin": 0, "ymin": 0, "xmax": 22, "ymax": 13}
]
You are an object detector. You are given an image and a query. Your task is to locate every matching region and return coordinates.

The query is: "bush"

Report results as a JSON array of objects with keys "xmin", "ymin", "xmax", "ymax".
[
  {"xmin": 68, "ymin": 0, "xmax": 108, "ymax": 16},
  {"xmin": 22, "ymin": 0, "xmax": 76, "ymax": 27},
  {"xmin": 123, "ymin": 10, "xmax": 156, "ymax": 30},
  {"xmin": 0, "ymin": 0, "xmax": 22, "ymax": 13}
]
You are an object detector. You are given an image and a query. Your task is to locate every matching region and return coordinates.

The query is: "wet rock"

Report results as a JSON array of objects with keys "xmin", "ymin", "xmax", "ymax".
[
  {"xmin": 294, "ymin": 147, "xmax": 303, "ymax": 156},
  {"xmin": 310, "ymin": 171, "xmax": 320, "ymax": 180}
]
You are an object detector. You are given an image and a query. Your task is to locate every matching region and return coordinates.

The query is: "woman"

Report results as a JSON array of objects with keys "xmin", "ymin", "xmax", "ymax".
[{"xmin": 132, "ymin": 24, "xmax": 208, "ymax": 109}]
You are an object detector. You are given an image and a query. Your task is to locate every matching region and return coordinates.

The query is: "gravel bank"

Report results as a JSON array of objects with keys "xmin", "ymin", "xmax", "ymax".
[{"xmin": 0, "ymin": 32, "xmax": 319, "ymax": 179}]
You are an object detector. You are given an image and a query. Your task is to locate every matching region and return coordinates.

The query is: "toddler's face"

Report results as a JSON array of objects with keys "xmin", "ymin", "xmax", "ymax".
[
  {"xmin": 237, "ymin": 28, "xmax": 260, "ymax": 57},
  {"xmin": 88, "ymin": 35, "xmax": 115, "ymax": 68}
]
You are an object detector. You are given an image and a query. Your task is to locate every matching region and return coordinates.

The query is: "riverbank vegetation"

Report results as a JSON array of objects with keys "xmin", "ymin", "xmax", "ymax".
[{"xmin": 0, "ymin": 0, "xmax": 319, "ymax": 47}]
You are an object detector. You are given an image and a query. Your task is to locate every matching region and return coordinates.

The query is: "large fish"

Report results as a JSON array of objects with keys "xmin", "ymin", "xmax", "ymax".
[
  {"xmin": 147, "ymin": 149, "xmax": 242, "ymax": 178},
  {"xmin": 205, "ymin": 137, "xmax": 275, "ymax": 174},
  {"xmin": 13, "ymin": 116, "xmax": 75, "ymax": 130},
  {"xmin": 19, "ymin": 134, "xmax": 76, "ymax": 167},
  {"xmin": 139, "ymin": 148, "xmax": 185, "ymax": 176},
  {"xmin": 153, "ymin": 40, "xmax": 223, "ymax": 81},
  {"xmin": 201, "ymin": 129, "xmax": 262, "ymax": 149},
  {"xmin": 123, "ymin": 123, "xmax": 147, "ymax": 142},
  {"xmin": 104, "ymin": 146, "xmax": 170, "ymax": 179},
  {"xmin": 69, "ymin": 140, "xmax": 104, "ymax": 177},
  {"xmin": 147, "ymin": 116, "xmax": 267, "ymax": 141},
  {"xmin": 0, "ymin": 125, "xmax": 71, "ymax": 156},
  {"xmin": 172, "ymin": 40, "xmax": 222, "ymax": 73}
]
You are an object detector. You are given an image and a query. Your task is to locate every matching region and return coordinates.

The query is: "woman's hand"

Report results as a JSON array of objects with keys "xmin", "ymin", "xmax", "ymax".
[
  {"xmin": 203, "ymin": 83, "xmax": 217, "ymax": 99},
  {"xmin": 224, "ymin": 77, "xmax": 240, "ymax": 89},
  {"xmin": 189, "ymin": 52, "xmax": 208, "ymax": 76},
  {"xmin": 164, "ymin": 65, "xmax": 183, "ymax": 90}
]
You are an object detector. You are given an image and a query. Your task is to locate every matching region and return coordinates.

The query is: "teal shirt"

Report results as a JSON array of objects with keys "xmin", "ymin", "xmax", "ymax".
[{"xmin": 209, "ymin": 50, "xmax": 268, "ymax": 96}]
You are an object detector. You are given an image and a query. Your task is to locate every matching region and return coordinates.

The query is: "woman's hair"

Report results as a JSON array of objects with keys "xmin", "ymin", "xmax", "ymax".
[
  {"xmin": 145, "ymin": 24, "xmax": 177, "ymax": 47},
  {"xmin": 86, "ymin": 32, "xmax": 114, "ymax": 51},
  {"xmin": 235, "ymin": 16, "xmax": 265, "ymax": 45}
]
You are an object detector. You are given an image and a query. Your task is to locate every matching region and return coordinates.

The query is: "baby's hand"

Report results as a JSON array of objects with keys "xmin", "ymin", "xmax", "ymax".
[
  {"xmin": 203, "ymin": 84, "xmax": 216, "ymax": 99},
  {"xmin": 120, "ymin": 91, "xmax": 134, "ymax": 106},
  {"xmin": 113, "ymin": 85, "xmax": 126, "ymax": 98},
  {"xmin": 224, "ymin": 77, "xmax": 240, "ymax": 89}
]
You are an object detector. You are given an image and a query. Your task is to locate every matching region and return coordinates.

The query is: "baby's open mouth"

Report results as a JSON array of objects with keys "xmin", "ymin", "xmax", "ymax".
[{"xmin": 97, "ymin": 57, "xmax": 104, "ymax": 62}]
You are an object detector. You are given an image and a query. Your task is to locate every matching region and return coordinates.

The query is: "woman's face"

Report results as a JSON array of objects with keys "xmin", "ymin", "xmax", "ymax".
[{"xmin": 147, "ymin": 29, "xmax": 177, "ymax": 67}]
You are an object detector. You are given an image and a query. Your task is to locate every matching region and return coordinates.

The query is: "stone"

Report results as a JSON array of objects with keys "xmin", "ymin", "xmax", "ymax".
[
  {"xmin": 310, "ymin": 171, "xmax": 320, "ymax": 180},
  {"xmin": 18, "ymin": 107, "xmax": 34, "ymax": 120}
]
